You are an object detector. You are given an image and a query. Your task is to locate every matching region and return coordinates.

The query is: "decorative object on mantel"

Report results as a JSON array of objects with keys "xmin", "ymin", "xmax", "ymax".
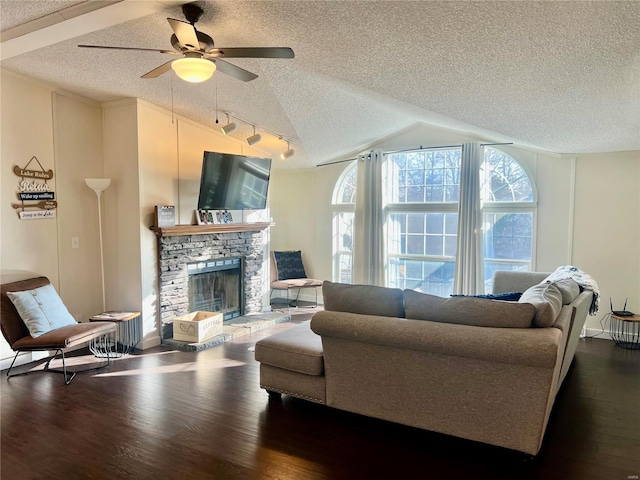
[
  {"xmin": 151, "ymin": 222, "xmax": 273, "ymax": 237},
  {"xmin": 196, "ymin": 209, "xmax": 234, "ymax": 225},
  {"xmin": 11, "ymin": 156, "xmax": 57, "ymax": 219},
  {"xmin": 85, "ymin": 178, "xmax": 111, "ymax": 311},
  {"xmin": 154, "ymin": 205, "xmax": 176, "ymax": 227}
]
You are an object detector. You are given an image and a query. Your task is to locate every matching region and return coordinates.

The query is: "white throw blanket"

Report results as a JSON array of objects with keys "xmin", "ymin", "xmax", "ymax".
[{"xmin": 544, "ymin": 265, "xmax": 599, "ymax": 315}]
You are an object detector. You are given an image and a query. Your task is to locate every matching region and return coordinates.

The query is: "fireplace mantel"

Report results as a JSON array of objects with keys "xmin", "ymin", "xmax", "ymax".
[{"xmin": 151, "ymin": 222, "xmax": 273, "ymax": 237}]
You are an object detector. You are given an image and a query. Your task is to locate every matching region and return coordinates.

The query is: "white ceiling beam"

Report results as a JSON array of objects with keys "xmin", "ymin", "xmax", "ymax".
[{"xmin": 0, "ymin": 0, "xmax": 191, "ymax": 61}]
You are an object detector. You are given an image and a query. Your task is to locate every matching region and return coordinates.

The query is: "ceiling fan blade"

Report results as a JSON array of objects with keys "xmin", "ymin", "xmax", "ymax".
[
  {"xmin": 208, "ymin": 47, "xmax": 294, "ymax": 59},
  {"xmin": 167, "ymin": 18, "xmax": 200, "ymax": 50},
  {"xmin": 210, "ymin": 59, "xmax": 258, "ymax": 82},
  {"xmin": 141, "ymin": 59, "xmax": 176, "ymax": 79},
  {"xmin": 78, "ymin": 44, "xmax": 178, "ymax": 55}
]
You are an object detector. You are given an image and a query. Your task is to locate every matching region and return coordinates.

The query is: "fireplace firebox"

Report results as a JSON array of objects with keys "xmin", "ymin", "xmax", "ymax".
[{"xmin": 187, "ymin": 257, "xmax": 242, "ymax": 321}]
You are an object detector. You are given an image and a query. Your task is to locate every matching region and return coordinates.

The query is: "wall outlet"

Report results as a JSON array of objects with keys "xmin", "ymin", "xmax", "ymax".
[{"xmin": 71, "ymin": 236, "xmax": 80, "ymax": 249}]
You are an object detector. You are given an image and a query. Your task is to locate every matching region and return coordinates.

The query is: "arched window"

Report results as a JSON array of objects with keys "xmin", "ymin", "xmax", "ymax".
[
  {"xmin": 332, "ymin": 146, "xmax": 536, "ymax": 293},
  {"xmin": 481, "ymin": 148, "xmax": 536, "ymax": 291},
  {"xmin": 332, "ymin": 162, "xmax": 357, "ymax": 283}
]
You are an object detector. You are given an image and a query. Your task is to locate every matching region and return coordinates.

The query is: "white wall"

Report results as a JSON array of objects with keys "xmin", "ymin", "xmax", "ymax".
[
  {"xmin": 572, "ymin": 151, "xmax": 640, "ymax": 333},
  {"xmin": 269, "ymin": 123, "xmax": 640, "ymax": 334},
  {"xmin": 1, "ymin": 70, "xmax": 104, "ymax": 363}
]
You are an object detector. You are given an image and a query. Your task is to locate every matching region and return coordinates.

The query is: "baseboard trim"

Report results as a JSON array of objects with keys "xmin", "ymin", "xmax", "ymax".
[
  {"xmin": 139, "ymin": 336, "xmax": 161, "ymax": 350},
  {"xmin": 582, "ymin": 327, "xmax": 612, "ymax": 341}
]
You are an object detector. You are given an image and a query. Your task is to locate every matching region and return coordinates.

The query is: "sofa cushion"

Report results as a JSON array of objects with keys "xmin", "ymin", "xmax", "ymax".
[
  {"xmin": 322, "ymin": 281, "xmax": 405, "ymax": 317},
  {"xmin": 255, "ymin": 322, "xmax": 324, "ymax": 376},
  {"xmin": 403, "ymin": 290, "xmax": 536, "ymax": 328},
  {"xmin": 553, "ymin": 278, "xmax": 580, "ymax": 304},
  {"xmin": 518, "ymin": 282, "xmax": 563, "ymax": 327}
]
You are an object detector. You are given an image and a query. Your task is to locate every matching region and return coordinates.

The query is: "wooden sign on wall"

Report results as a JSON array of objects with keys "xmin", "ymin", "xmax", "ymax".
[{"xmin": 11, "ymin": 156, "xmax": 57, "ymax": 219}]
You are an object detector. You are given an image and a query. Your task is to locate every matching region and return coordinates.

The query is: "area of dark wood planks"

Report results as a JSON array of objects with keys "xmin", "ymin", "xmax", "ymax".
[{"xmin": 1, "ymin": 312, "xmax": 639, "ymax": 480}]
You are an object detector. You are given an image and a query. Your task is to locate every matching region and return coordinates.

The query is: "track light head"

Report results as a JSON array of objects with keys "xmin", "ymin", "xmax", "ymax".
[
  {"xmin": 247, "ymin": 125, "xmax": 262, "ymax": 146},
  {"xmin": 247, "ymin": 133, "xmax": 262, "ymax": 146},
  {"xmin": 280, "ymin": 141, "xmax": 294, "ymax": 160},
  {"xmin": 221, "ymin": 113, "xmax": 236, "ymax": 135},
  {"xmin": 221, "ymin": 122, "xmax": 236, "ymax": 135}
]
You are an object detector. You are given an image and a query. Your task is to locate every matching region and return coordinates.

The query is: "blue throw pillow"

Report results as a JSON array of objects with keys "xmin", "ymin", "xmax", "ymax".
[
  {"xmin": 274, "ymin": 251, "xmax": 307, "ymax": 280},
  {"xmin": 450, "ymin": 291, "xmax": 523, "ymax": 301},
  {"xmin": 6, "ymin": 284, "xmax": 77, "ymax": 338}
]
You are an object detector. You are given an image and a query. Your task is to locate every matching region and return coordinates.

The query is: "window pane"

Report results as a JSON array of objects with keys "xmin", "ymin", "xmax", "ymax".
[
  {"xmin": 407, "ymin": 235, "xmax": 425, "ymax": 255},
  {"xmin": 388, "ymin": 258, "xmax": 455, "ymax": 297},
  {"xmin": 335, "ymin": 163, "xmax": 358, "ymax": 205},
  {"xmin": 481, "ymin": 148, "xmax": 533, "ymax": 202},
  {"xmin": 386, "ymin": 149, "xmax": 461, "ymax": 204},
  {"xmin": 407, "ymin": 213, "xmax": 425, "ymax": 233},
  {"xmin": 483, "ymin": 213, "xmax": 533, "ymax": 261},
  {"xmin": 426, "ymin": 213, "xmax": 444, "ymax": 234}
]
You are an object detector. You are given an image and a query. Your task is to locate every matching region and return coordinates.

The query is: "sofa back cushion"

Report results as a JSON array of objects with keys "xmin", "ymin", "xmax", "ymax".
[
  {"xmin": 322, "ymin": 281, "xmax": 405, "ymax": 317},
  {"xmin": 519, "ymin": 282, "xmax": 563, "ymax": 327},
  {"xmin": 403, "ymin": 290, "xmax": 536, "ymax": 328}
]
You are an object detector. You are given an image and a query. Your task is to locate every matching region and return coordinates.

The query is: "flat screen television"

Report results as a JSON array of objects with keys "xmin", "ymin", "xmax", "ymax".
[{"xmin": 197, "ymin": 152, "xmax": 272, "ymax": 210}]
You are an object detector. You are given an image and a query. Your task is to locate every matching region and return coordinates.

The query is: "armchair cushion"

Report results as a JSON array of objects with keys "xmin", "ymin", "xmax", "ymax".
[
  {"xmin": 7, "ymin": 283, "xmax": 77, "ymax": 338},
  {"xmin": 273, "ymin": 251, "xmax": 307, "ymax": 280}
]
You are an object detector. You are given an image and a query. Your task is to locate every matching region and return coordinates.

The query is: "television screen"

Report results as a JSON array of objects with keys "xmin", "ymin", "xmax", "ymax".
[{"xmin": 197, "ymin": 152, "xmax": 272, "ymax": 210}]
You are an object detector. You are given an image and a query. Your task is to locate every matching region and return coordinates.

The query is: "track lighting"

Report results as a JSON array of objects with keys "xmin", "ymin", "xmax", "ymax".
[
  {"xmin": 219, "ymin": 112, "xmax": 292, "ymax": 157},
  {"xmin": 280, "ymin": 141, "xmax": 295, "ymax": 160},
  {"xmin": 246, "ymin": 125, "xmax": 262, "ymax": 146},
  {"xmin": 221, "ymin": 113, "xmax": 236, "ymax": 135},
  {"xmin": 171, "ymin": 56, "xmax": 216, "ymax": 83}
]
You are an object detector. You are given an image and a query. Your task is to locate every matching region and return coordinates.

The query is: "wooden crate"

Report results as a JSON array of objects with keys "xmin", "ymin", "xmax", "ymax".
[{"xmin": 172, "ymin": 311, "xmax": 223, "ymax": 343}]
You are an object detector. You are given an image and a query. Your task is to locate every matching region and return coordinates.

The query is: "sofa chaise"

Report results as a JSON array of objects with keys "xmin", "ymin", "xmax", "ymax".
[{"xmin": 255, "ymin": 270, "xmax": 593, "ymax": 455}]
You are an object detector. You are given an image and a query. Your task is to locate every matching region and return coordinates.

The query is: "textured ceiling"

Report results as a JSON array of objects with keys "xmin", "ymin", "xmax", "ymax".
[{"xmin": 1, "ymin": 0, "xmax": 639, "ymax": 168}]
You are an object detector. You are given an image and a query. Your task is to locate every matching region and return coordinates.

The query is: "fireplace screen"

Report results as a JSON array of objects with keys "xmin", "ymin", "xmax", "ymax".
[{"xmin": 187, "ymin": 258, "xmax": 242, "ymax": 321}]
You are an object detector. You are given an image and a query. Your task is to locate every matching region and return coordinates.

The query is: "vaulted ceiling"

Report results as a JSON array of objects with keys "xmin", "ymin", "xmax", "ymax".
[{"xmin": 2, "ymin": 1, "xmax": 639, "ymax": 168}]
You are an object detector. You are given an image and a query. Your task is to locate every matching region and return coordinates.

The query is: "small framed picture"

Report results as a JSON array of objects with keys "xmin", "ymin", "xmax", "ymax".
[
  {"xmin": 196, "ymin": 209, "xmax": 209, "ymax": 225},
  {"xmin": 211, "ymin": 210, "xmax": 234, "ymax": 224}
]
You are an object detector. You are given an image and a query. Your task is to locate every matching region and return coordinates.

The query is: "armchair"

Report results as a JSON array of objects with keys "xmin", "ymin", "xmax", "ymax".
[
  {"xmin": 1, "ymin": 275, "xmax": 117, "ymax": 384},
  {"xmin": 270, "ymin": 251, "xmax": 322, "ymax": 308}
]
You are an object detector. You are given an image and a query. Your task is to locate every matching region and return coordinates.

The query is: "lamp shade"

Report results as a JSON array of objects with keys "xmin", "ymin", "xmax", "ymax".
[
  {"xmin": 171, "ymin": 58, "xmax": 216, "ymax": 83},
  {"xmin": 85, "ymin": 178, "xmax": 111, "ymax": 193}
]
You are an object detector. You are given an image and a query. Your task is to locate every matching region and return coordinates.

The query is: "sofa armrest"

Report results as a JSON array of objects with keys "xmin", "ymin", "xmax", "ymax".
[{"xmin": 311, "ymin": 311, "xmax": 562, "ymax": 369}]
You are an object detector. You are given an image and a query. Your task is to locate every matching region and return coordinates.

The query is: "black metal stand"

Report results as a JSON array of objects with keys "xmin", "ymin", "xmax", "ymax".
[{"xmin": 6, "ymin": 340, "xmax": 112, "ymax": 385}]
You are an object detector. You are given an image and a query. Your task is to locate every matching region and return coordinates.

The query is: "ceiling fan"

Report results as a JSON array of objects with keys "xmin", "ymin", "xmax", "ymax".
[{"xmin": 78, "ymin": 3, "xmax": 294, "ymax": 83}]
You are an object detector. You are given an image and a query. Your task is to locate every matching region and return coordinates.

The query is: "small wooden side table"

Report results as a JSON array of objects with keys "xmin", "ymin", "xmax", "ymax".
[
  {"xmin": 89, "ymin": 311, "xmax": 141, "ymax": 357},
  {"xmin": 610, "ymin": 313, "xmax": 640, "ymax": 350}
]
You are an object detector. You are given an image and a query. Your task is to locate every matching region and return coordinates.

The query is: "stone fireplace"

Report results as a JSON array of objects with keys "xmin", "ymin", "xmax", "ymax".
[{"xmin": 154, "ymin": 225, "xmax": 270, "ymax": 339}]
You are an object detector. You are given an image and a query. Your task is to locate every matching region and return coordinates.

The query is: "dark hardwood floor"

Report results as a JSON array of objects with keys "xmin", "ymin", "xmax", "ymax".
[{"xmin": 2, "ymin": 311, "xmax": 639, "ymax": 480}]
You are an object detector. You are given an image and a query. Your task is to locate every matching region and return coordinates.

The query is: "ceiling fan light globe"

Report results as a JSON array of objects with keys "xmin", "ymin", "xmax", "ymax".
[{"xmin": 171, "ymin": 58, "xmax": 215, "ymax": 83}]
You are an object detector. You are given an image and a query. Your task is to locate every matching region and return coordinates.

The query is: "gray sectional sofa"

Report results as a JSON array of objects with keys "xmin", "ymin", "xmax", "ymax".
[{"xmin": 255, "ymin": 271, "xmax": 593, "ymax": 455}]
